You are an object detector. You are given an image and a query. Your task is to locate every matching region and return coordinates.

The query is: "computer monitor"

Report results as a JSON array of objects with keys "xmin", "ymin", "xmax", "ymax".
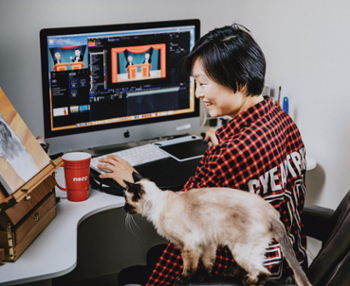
[{"xmin": 40, "ymin": 19, "xmax": 200, "ymax": 155}]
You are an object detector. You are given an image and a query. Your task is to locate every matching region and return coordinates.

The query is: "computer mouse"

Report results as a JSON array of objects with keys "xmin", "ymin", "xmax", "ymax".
[{"xmin": 89, "ymin": 168, "xmax": 125, "ymax": 196}]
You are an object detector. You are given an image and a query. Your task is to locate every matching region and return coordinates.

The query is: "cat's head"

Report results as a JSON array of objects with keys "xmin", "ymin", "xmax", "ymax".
[{"xmin": 123, "ymin": 172, "xmax": 146, "ymax": 215}]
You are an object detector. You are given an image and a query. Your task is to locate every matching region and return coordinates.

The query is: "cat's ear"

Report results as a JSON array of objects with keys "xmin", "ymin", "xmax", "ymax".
[
  {"xmin": 132, "ymin": 171, "xmax": 143, "ymax": 182},
  {"xmin": 123, "ymin": 180, "xmax": 135, "ymax": 190},
  {"xmin": 123, "ymin": 179, "xmax": 144, "ymax": 200}
]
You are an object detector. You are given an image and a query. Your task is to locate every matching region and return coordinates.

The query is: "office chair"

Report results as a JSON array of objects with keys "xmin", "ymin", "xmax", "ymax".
[
  {"xmin": 183, "ymin": 189, "xmax": 350, "ymax": 286},
  {"xmin": 119, "ymin": 190, "xmax": 350, "ymax": 286}
]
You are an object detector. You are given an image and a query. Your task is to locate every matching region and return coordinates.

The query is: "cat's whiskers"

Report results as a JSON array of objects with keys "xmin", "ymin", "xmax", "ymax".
[{"xmin": 124, "ymin": 213, "xmax": 141, "ymax": 239}]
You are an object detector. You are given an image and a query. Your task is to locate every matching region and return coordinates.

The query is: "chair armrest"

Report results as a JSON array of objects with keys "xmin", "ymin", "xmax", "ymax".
[{"xmin": 302, "ymin": 204, "xmax": 334, "ymax": 241}]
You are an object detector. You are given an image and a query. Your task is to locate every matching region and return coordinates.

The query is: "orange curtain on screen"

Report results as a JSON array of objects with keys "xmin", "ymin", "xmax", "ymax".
[
  {"xmin": 111, "ymin": 44, "xmax": 166, "ymax": 83},
  {"xmin": 58, "ymin": 46, "xmax": 79, "ymax": 50}
]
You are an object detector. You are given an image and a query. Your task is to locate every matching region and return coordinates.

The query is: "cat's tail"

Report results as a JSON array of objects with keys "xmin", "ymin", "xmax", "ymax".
[{"xmin": 270, "ymin": 216, "xmax": 312, "ymax": 286}]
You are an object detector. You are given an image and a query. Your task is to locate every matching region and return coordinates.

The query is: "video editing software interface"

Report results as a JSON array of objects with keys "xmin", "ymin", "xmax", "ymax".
[{"xmin": 42, "ymin": 22, "xmax": 198, "ymax": 138}]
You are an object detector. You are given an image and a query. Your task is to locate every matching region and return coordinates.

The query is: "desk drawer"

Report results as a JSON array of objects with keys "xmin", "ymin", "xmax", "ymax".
[
  {"xmin": 0, "ymin": 191, "xmax": 56, "ymax": 262},
  {"xmin": 0, "ymin": 176, "xmax": 56, "ymax": 229}
]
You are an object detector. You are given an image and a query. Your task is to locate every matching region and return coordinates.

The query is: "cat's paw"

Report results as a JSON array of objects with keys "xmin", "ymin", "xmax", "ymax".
[
  {"xmin": 256, "ymin": 273, "xmax": 269, "ymax": 286},
  {"xmin": 222, "ymin": 265, "xmax": 245, "ymax": 277},
  {"xmin": 243, "ymin": 276, "xmax": 258, "ymax": 286},
  {"xmin": 243, "ymin": 272, "xmax": 270, "ymax": 286},
  {"xmin": 174, "ymin": 273, "xmax": 192, "ymax": 285}
]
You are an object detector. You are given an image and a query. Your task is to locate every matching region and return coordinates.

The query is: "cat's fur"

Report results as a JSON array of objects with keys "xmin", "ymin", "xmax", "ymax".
[{"xmin": 124, "ymin": 172, "xmax": 312, "ymax": 286}]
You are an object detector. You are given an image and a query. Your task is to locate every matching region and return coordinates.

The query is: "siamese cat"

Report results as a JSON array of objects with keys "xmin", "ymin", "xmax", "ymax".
[{"xmin": 123, "ymin": 172, "xmax": 312, "ymax": 286}]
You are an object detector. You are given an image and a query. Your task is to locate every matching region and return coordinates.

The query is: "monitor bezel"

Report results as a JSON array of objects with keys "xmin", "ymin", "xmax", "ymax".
[{"xmin": 40, "ymin": 19, "xmax": 200, "ymax": 146}]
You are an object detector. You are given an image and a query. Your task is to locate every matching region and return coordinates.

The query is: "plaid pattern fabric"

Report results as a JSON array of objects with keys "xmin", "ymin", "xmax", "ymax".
[{"xmin": 146, "ymin": 97, "xmax": 307, "ymax": 285}]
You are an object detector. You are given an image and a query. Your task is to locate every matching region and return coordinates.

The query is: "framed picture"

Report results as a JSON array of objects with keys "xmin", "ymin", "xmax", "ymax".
[{"xmin": 0, "ymin": 88, "xmax": 51, "ymax": 197}]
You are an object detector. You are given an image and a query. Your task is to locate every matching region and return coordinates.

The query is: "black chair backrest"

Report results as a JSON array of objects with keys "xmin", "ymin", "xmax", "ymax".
[{"xmin": 306, "ymin": 190, "xmax": 350, "ymax": 286}]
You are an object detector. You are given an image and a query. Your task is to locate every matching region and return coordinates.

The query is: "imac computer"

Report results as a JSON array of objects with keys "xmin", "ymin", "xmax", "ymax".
[{"xmin": 40, "ymin": 19, "xmax": 200, "ymax": 155}]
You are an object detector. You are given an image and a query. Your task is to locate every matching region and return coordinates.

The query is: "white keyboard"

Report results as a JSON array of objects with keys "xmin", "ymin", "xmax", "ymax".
[{"xmin": 90, "ymin": 143, "xmax": 170, "ymax": 173}]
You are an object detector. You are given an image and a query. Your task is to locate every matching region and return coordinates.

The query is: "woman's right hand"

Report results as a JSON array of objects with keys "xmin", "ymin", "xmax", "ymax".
[{"xmin": 97, "ymin": 155, "xmax": 137, "ymax": 188}]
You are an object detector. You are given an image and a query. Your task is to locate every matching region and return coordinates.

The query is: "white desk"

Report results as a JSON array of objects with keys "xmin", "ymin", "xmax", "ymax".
[
  {"xmin": 306, "ymin": 156, "xmax": 317, "ymax": 171},
  {"xmin": 0, "ymin": 185, "xmax": 125, "ymax": 286},
  {"xmin": 0, "ymin": 156, "xmax": 317, "ymax": 286}
]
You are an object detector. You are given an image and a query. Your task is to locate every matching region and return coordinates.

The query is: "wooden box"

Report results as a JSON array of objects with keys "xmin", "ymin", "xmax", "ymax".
[{"xmin": 0, "ymin": 157, "xmax": 63, "ymax": 262}]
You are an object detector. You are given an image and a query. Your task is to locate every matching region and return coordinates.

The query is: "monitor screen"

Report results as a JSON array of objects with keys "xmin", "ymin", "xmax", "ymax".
[{"xmin": 40, "ymin": 19, "xmax": 200, "ymax": 155}]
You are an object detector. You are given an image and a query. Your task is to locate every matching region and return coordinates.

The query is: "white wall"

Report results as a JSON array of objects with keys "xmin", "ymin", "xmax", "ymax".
[
  {"xmin": 237, "ymin": 0, "xmax": 350, "ymax": 209},
  {"xmin": 0, "ymin": 0, "xmax": 349, "ymax": 210}
]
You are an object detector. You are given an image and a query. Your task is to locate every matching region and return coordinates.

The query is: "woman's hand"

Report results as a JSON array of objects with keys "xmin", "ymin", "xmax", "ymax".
[
  {"xmin": 204, "ymin": 129, "xmax": 219, "ymax": 147},
  {"xmin": 97, "ymin": 155, "xmax": 137, "ymax": 188}
]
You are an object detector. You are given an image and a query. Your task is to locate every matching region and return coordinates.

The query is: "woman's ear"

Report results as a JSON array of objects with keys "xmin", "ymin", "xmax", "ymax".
[
  {"xmin": 238, "ymin": 84, "xmax": 248, "ymax": 95},
  {"xmin": 132, "ymin": 171, "xmax": 143, "ymax": 182}
]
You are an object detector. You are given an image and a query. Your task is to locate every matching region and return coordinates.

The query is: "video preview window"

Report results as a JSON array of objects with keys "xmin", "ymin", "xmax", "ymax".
[
  {"xmin": 48, "ymin": 35, "xmax": 88, "ymax": 73},
  {"xmin": 110, "ymin": 44, "xmax": 166, "ymax": 83}
]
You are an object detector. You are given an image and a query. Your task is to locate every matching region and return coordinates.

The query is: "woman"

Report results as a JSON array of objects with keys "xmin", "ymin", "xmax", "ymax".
[{"xmin": 98, "ymin": 23, "xmax": 307, "ymax": 285}]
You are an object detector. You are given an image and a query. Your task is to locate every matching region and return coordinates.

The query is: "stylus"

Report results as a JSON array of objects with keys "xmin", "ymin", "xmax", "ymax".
[{"xmin": 200, "ymin": 132, "xmax": 210, "ymax": 144}]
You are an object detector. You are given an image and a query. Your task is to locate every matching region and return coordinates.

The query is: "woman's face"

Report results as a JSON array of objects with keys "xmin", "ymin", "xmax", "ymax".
[{"xmin": 192, "ymin": 58, "xmax": 262, "ymax": 118}]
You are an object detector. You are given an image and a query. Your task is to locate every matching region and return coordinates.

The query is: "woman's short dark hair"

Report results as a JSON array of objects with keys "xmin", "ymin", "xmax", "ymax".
[{"xmin": 183, "ymin": 23, "xmax": 266, "ymax": 96}]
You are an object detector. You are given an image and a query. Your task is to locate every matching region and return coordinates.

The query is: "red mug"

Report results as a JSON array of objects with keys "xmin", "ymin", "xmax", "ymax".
[{"xmin": 55, "ymin": 152, "xmax": 91, "ymax": 202}]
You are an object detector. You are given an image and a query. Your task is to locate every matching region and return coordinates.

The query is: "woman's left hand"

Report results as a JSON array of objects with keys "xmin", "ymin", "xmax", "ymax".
[
  {"xmin": 204, "ymin": 128, "xmax": 219, "ymax": 147},
  {"xmin": 97, "ymin": 155, "xmax": 137, "ymax": 188}
]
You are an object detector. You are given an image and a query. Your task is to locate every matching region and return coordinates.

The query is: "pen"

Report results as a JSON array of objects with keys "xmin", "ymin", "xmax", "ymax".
[{"xmin": 276, "ymin": 86, "xmax": 281, "ymax": 107}]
